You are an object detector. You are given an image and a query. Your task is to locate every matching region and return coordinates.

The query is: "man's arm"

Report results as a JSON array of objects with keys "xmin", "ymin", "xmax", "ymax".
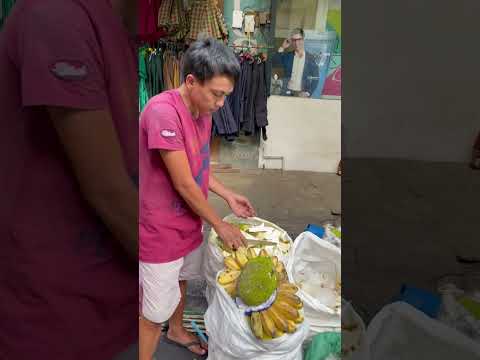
[
  {"xmin": 160, "ymin": 150, "xmax": 246, "ymax": 249},
  {"xmin": 209, "ymin": 173, "xmax": 234, "ymax": 200},
  {"xmin": 49, "ymin": 107, "xmax": 138, "ymax": 260},
  {"xmin": 209, "ymin": 173, "xmax": 256, "ymax": 218}
]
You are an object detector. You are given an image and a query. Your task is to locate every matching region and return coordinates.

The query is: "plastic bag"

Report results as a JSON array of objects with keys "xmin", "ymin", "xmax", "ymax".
[
  {"xmin": 304, "ymin": 332, "xmax": 341, "ymax": 360},
  {"xmin": 204, "ymin": 271, "xmax": 309, "ymax": 360},
  {"xmin": 286, "ymin": 232, "xmax": 341, "ymax": 340},
  {"xmin": 367, "ymin": 302, "xmax": 480, "ymax": 360},
  {"xmin": 342, "ymin": 300, "xmax": 370, "ymax": 360},
  {"xmin": 202, "ymin": 214, "xmax": 293, "ymax": 304}
]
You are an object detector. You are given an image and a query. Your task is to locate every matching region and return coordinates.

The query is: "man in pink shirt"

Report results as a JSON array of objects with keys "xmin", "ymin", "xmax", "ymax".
[
  {"xmin": 0, "ymin": 1, "xmax": 138, "ymax": 359},
  {"xmin": 139, "ymin": 38, "xmax": 256, "ymax": 359}
]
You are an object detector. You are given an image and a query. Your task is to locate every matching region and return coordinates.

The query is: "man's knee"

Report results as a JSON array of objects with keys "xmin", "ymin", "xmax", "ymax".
[{"xmin": 139, "ymin": 315, "xmax": 163, "ymax": 331}]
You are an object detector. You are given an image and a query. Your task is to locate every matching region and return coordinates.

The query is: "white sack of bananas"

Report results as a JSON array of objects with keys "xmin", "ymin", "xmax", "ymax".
[{"xmin": 218, "ymin": 246, "xmax": 305, "ymax": 340}]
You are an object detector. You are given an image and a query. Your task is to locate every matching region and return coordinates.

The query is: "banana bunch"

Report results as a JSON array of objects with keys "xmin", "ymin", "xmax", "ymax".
[
  {"xmin": 217, "ymin": 247, "xmax": 304, "ymax": 341},
  {"xmin": 248, "ymin": 282, "xmax": 304, "ymax": 340}
]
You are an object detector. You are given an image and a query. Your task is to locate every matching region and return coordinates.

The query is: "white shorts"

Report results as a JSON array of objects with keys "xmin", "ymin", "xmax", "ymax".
[{"xmin": 139, "ymin": 241, "xmax": 205, "ymax": 324}]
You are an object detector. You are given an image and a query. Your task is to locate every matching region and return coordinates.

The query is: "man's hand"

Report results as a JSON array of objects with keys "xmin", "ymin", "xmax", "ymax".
[
  {"xmin": 214, "ymin": 221, "xmax": 247, "ymax": 250},
  {"xmin": 226, "ymin": 193, "xmax": 256, "ymax": 218},
  {"xmin": 281, "ymin": 38, "xmax": 291, "ymax": 50}
]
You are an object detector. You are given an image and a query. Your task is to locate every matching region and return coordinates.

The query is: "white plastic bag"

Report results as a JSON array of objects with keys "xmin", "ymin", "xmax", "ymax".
[
  {"xmin": 203, "ymin": 214, "xmax": 293, "ymax": 304},
  {"xmin": 342, "ymin": 300, "xmax": 370, "ymax": 360},
  {"xmin": 367, "ymin": 302, "xmax": 480, "ymax": 360},
  {"xmin": 204, "ymin": 271, "xmax": 309, "ymax": 360},
  {"xmin": 286, "ymin": 232, "xmax": 341, "ymax": 340}
]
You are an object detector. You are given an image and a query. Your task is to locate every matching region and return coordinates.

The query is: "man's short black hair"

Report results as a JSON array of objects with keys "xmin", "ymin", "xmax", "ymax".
[{"xmin": 181, "ymin": 37, "xmax": 241, "ymax": 84}]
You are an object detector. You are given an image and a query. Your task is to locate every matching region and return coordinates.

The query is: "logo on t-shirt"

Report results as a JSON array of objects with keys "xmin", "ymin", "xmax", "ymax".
[
  {"xmin": 161, "ymin": 129, "xmax": 176, "ymax": 138},
  {"xmin": 50, "ymin": 61, "xmax": 88, "ymax": 80}
]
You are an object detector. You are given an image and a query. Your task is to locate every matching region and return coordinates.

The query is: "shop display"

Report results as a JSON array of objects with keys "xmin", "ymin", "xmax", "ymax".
[{"xmin": 217, "ymin": 245, "xmax": 305, "ymax": 340}]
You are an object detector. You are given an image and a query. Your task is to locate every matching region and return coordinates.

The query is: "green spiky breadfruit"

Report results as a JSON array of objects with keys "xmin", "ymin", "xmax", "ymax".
[{"xmin": 237, "ymin": 256, "xmax": 277, "ymax": 306}]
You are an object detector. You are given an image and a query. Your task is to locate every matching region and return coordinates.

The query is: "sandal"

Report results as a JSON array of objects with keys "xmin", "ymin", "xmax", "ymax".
[{"xmin": 164, "ymin": 334, "xmax": 208, "ymax": 356}]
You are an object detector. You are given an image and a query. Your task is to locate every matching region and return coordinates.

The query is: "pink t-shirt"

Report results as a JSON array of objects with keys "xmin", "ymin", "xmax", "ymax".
[
  {"xmin": 0, "ymin": 1, "xmax": 137, "ymax": 359},
  {"xmin": 139, "ymin": 90, "xmax": 212, "ymax": 263}
]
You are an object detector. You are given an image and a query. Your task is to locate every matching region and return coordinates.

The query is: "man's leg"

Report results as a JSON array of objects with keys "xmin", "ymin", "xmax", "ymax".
[
  {"xmin": 139, "ymin": 260, "xmax": 183, "ymax": 360},
  {"xmin": 139, "ymin": 316, "xmax": 162, "ymax": 360},
  {"xmin": 166, "ymin": 280, "xmax": 207, "ymax": 356}
]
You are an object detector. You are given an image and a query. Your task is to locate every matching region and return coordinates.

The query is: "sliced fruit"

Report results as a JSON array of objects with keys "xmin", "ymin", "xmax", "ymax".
[
  {"xmin": 246, "ymin": 247, "xmax": 257, "ymax": 259},
  {"xmin": 234, "ymin": 247, "xmax": 249, "ymax": 267},
  {"xmin": 271, "ymin": 256, "xmax": 279, "ymax": 267},
  {"xmin": 224, "ymin": 256, "xmax": 241, "ymax": 271},
  {"xmin": 259, "ymin": 249, "xmax": 269, "ymax": 257},
  {"xmin": 223, "ymin": 282, "xmax": 237, "ymax": 297},
  {"xmin": 218, "ymin": 270, "xmax": 241, "ymax": 285}
]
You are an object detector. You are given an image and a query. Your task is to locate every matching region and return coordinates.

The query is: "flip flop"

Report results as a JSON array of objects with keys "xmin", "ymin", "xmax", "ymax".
[{"xmin": 164, "ymin": 334, "xmax": 208, "ymax": 356}]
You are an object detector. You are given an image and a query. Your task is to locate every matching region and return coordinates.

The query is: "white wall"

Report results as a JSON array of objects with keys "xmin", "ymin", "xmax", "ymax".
[{"xmin": 259, "ymin": 96, "xmax": 341, "ymax": 172}]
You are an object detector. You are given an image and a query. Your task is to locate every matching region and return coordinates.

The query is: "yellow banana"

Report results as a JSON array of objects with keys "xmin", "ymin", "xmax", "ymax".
[
  {"xmin": 278, "ymin": 283, "xmax": 298, "ymax": 294},
  {"xmin": 277, "ymin": 292, "xmax": 303, "ymax": 309},
  {"xmin": 250, "ymin": 312, "xmax": 264, "ymax": 339},
  {"xmin": 259, "ymin": 249, "xmax": 269, "ymax": 257},
  {"xmin": 218, "ymin": 270, "xmax": 241, "ymax": 285},
  {"xmin": 247, "ymin": 247, "xmax": 257, "ymax": 259},
  {"xmin": 265, "ymin": 306, "xmax": 288, "ymax": 333},
  {"xmin": 224, "ymin": 256, "xmax": 241, "ymax": 271},
  {"xmin": 275, "ymin": 262, "xmax": 285, "ymax": 274},
  {"xmin": 234, "ymin": 248, "xmax": 249, "ymax": 268},
  {"xmin": 260, "ymin": 310, "xmax": 280, "ymax": 338},
  {"xmin": 286, "ymin": 320, "xmax": 297, "ymax": 333},
  {"xmin": 271, "ymin": 256, "xmax": 279, "ymax": 267},
  {"xmin": 223, "ymin": 282, "xmax": 237, "ymax": 297},
  {"xmin": 271, "ymin": 300, "xmax": 299, "ymax": 321},
  {"xmin": 294, "ymin": 314, "xmax": 304, "ymax": 324}
]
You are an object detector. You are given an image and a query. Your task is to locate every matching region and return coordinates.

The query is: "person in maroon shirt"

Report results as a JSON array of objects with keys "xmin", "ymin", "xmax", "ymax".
[{"xmin": 0, "ymin": 1, "xmax": 138, "ymax": 359}]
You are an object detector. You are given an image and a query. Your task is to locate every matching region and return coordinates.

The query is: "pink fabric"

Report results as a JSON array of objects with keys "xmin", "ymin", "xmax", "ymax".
[
  {"xmin": 322, "ymin": 66, "xmax": 342, "ymax": 97},
  {"xmin": 0, "ymin": 1, "xmax": 138, "ymax": 359},
  {"xmin": 139, "ymin": 90, "xmax": 212, "ymax": 263}
]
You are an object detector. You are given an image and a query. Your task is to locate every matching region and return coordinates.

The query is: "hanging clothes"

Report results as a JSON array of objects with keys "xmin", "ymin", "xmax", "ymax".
[
  {"xmin": 212, "ymin": 98, "xmax": 238, "ymax": 141},
  {"xmin": 157, "ymin": 0, "xmax": 189, "ymax": 41},
  {"xmin": 138, "ymin": 0, "xmax": 167, "ymax": 42},
  {"xmin": 138, "ymin": 42, "xmax": 185, "ymax": 109},
  {"xmin": 187, "ymin": 0, "xmax": 228, "ymax": 41},
  {"xmin": 1, "ymin": 0, "xmax": 16, "ymax": 29},
  {"xmin": 215, "ymin": 52, "xmax": 269, "ymax": 141}
]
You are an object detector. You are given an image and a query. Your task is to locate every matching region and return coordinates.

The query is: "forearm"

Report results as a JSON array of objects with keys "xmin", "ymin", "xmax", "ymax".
[
  {"xmin": 84, "ymin": 179, "xmax": 138, "ymax": 261},
  {"xmin": 177, "ymin": 181, "xmax": 224, "ymax": 228},
  {"xmin": 209, "ymin": 173, "xmax": 234, "ymax": 200}
]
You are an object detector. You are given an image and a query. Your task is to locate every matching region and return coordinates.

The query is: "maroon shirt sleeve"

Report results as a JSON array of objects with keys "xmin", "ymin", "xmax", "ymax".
[{"xmin": 16, "ymin": 2, "xmax": 108, "ymax": 109}]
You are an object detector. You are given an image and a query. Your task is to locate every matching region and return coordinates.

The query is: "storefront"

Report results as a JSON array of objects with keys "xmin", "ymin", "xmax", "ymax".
[{"xmin": 138, "ymin": 0, "xmax": 341, "ymax": 173}]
